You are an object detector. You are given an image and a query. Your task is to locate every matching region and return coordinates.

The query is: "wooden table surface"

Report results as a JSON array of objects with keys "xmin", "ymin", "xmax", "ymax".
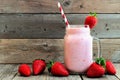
[{"xmin": 0, "ymin": 63, "xmax": 119, "ymax": 80}]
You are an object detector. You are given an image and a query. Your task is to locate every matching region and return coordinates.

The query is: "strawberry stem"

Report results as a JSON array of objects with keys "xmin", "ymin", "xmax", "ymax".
[
  {"xmin": 95, "ymin": 57, "xmax": 106, "ymax": 68},
  {"xmin": 89, "ymin": 12, "xmax": 97, "ymax": 17}
]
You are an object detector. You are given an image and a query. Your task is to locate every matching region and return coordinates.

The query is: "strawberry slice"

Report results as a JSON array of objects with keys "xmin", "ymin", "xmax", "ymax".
[
  {"xmin": 84, "ymin": 12, "xmax": 97, "ymax": 29},
  {"xmin": 87, "ymin": 57, "xmax": 105, "ymax": 78},
  {"xmin": 32, "ymin": 59, "xmax": 46, "ymax": 75},
  {"xmin": 18, "ymin": 64, "xmax": 31, "ymax": 77},
  {"xmin": 106, "ymin": 60, "xmax": 116, "ymax": 75},
  {"xmin": 47, "ymin": 61, "xmax": 69, "ymax": 76}
]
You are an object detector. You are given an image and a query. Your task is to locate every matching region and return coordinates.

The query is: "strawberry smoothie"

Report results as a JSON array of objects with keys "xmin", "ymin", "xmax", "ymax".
[{"xmin": 64, "ymin": 25, "xmax": 93, "ymax": 73}]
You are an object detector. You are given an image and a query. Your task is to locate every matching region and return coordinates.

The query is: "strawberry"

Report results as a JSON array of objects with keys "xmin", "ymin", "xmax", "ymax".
[
  {"xmin": 84, "ymin": 12, "xmax": 97, "ymax": 29},
  {"xmin": 18, "ymin": 64, "xmax": 31, "ymax": 77},
  {"xmin": 32, "ymin": 59, "xmax": 46, "ymax": 75},
  {"xmin": 87, "ymin": 57, "xmax": 105, "ymax": 78},
  {"xmin": 106, "ymin": 60, "xmax": 116, "ymax": 75},
  {"xmin": 47, "ymin": 61, "xmax": 69, "ymax": 76}
]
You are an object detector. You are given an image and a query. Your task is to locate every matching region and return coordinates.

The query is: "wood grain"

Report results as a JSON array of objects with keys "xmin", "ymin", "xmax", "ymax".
[
  {"xmin": 0, "ymin": 0, "xmax": 120, "ymax": 13},
  {"xmin": 13, "ymin": 75, "xmax": 47, "ymax": 80},
  {"xmin": 114, "ymin": 64, "xmax": 120, "ymax": 79},
  {"xmin": 0, "ymin": 64, "xmax": 18, "ymax": 80},
  {"xmin": 46, "ymin": 75, "xmax": 81, "ymax": 80},
  {"xmin": 0, "ymin": 14, "xmax": 120, "ymax": 39},
  {"xmin": 0, "ymin": 39, "xmax": 120, "ymax": 63},
  {"xmin": 82, "ymin": 75, "xmax": 119, "ymax": 80},
  {"xmin": 0, "ymin": 64, "xmax": 119, "ymax": 80},
  {"xmin": 0, "ymin": 39, "xmax": 64, "ymax": 63}
]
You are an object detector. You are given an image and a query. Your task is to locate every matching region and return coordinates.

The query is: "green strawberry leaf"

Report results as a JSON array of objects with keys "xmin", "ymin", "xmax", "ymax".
[
  {"xmin": 89, "ymin": 12, "xmax": 97, "ymax": 17},
  {"xmin": 95, "ymin": 57, "xmax": 106, "ymax": 68},
  {"xmin": 47, "ymin": 60, "xmax": 54, "ymax": 72},
  {"xmin": 101, "ymin": 58, "xmax": 106, "ymax": 67},
  {"xmin": 47, "ymin": 63, "xmax": 52, "ymax": 72}
]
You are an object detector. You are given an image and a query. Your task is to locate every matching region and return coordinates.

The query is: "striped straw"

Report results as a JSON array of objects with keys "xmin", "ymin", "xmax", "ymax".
[{"xmin": 57, "ymin": 2, "xmax": 70, "ymax": 28}]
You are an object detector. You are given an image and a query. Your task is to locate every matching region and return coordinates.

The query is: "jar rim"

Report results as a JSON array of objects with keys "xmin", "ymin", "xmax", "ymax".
[{"xmin": 66, "ymin": 25, "xmax": 89, "ymax": 28}]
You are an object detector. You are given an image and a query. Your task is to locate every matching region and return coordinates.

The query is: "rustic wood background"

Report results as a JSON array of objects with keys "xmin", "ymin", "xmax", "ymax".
[{"xmin": 0, "ymin": 0, "xmax": 120, "ymax": 63}]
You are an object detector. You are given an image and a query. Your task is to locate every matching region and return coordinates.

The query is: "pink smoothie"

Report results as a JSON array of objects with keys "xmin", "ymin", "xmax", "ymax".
[{"xmin": 64, "ymin": 25, "xmax": 93, "ymax": 73}]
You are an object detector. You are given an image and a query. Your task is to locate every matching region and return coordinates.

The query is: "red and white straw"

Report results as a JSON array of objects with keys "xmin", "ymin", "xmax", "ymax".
[{"xmin": 57, "ymin": 2, "xmax": 70, "ymax": 28}]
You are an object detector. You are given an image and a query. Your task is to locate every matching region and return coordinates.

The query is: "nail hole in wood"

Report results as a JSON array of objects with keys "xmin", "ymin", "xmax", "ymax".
[
  {"xmin": 43, "ymin": 43, "xmax": 48, "ymax": 47},
  {"xmin": 92, "ymin": 30, "xmax": 95, "ymax": 33},
  {"xmin": 93, "ymin": 53, "xmax": 96, "ymax": 56},
  {"xmin": 44, "ymin": 28, "xmax": 47, "ymax": 31},
  {"xmin": 62, "ymin": 20, "xmax": 64, "ymax": 22},
  {"xmin": 106, "ymin": 28, "xmax": 109, "ymax": 31},
  {"xmin": 80, "ymin": 5, "xmax": 83, "ymax": 8},
  {"xmin": 5, "ymin": 25, "xmax": 8, "ymax": 29},
  {"xmin": 105, "ymin": 24, "xmax": 108, "ymax": 27},
  {"xmin": 95, "ymin": 33, "xmax": 97, "ymax": 35},
  {"xmin": 63, "ymin": 0, "xmax": 71, "ymax": 7}
]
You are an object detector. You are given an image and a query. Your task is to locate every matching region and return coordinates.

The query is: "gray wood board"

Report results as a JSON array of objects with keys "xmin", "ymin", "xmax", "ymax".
[
  {"xmin": 0, "ymin": 0, "xmax": 120, "ymax": 13},
  {"xmin": 0, "ymin": 39, "xmax": 120, "ymax": 63},
  {"xmin": 0, "ymin": 14, "xmax": 120, "ymax": 39},
  {"xmin": 82, "ymin": 75, "xmax": 119, "ymax": 80},
  {"xmin": 0, "ymin": 64, "xmax": 18, "ymax": 80},
  {"xmin": 46, "ymin": 75, "xmax": 81, "ymax": 80},
  {"xmin": 13, "ymin": 73, "xmax": 47, "ymax": 80},
  {"xmin": 0, "ymin": 64, "xmax": 119, "ymax": 80},
  {"xmin": 114, "ymin": 64, "xmax": 120, "ymax": 79}
]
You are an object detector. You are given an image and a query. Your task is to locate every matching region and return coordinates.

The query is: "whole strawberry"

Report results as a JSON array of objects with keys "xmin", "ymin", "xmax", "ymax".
[
  {"xmin": 87, "ymin": 57, "xmax": 105, "ymax": 78},
  {"xmin": 84, "ymin": 12, "xmax": 97, "ymax": 29},
  {"xmin": 32, "ymin": 59, "xmax": 46, "ymax": 75},
  {"xmin": 47, "ymin": 61, "xmax": 69, "ymax": 76},
  {"xmin": 18, "ymin": 64, "xmax": 31, "ymax": 77},
  {"xmin": 106, "ymin": 60, "xmax": 116, "ymax": 75}
]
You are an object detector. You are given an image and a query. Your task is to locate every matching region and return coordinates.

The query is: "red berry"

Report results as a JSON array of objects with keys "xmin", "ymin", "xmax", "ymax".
[
  {"xmin": 18, "ymin": 64, "xmax": 31, "ymax": 77},
  {"xmin": 87, "ymin": 57, "xmax": 106, "ymax": 78},
  {"xmin": 32, "ymin": 59, "xmax": 46, "ymax": 75},
  {"xmin": 47, "ymin": 61, "xmax": 69, "ymax": 76},
  {"xmin": 106, "ymin": 60, "xmax": 116, "ymax": 75},
  {"xmin": 87, "ymin": 62, "xmax": 105, "ymax": 78},
  {"xmin": 84, "ymin": 12, "xmax": 97, "ymax": 29}
]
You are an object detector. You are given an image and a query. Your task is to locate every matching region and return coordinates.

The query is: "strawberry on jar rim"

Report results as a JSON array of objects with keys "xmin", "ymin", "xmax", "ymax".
[
  {"xmin": 84, "ymin": 12, "xmax": 98, "ymax": 29},
  {"xmin": 47, "ymin": 61, "xmax": 69, "ymax": 76}
]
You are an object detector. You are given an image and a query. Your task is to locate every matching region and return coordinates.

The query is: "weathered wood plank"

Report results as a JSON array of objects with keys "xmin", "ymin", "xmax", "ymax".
[
  {"xmin": 13, "ymin": 72, "xmax": 47, "ymax": 80},
  {"xmin": 0, "ymin": 39, "xmax": 64, "ymax": 63},
  {"xmin": 46, "ymin": 75, "xmax": 81, "ymax": 80},
  {"xmin": 13, "ymin": 75, "xmax": 46, "ymax": 80},
  {"xmin": 0, "ymin": 64, "xmax": 119, "ymax": 80},
  {"xmin": 0, "ymin": 0, "xmax": 120, "ymax": 13},
  {"xmin": 0, "ymin": 64, "xmax": 7, "ymax": 77},
  {"xmin": 114, "ymin": 64, "xmax": 120, "ymax": 79},
  {"xmin": 0, "ymin": 39, "xmax": 120, "ymax": 63},
  {"xmin": 82, "ymin": 75, "xmax": 119, "ymax": 80},
  {"xmin": 0, "ymin": 64, "xmax": 18, "ymax": 80},
  {"xmin": 0, "ymin": 14, "xmax": 120, "ymax": 39},
  {"xmin": 100, "ymin": 39, "xmax": 120, "ymax": 62}
]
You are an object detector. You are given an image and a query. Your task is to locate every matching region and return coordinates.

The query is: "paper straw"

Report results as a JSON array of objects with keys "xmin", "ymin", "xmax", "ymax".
[{"xmin": 57, "ymin": 2, "xmax": 70, "ymax": 28}]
